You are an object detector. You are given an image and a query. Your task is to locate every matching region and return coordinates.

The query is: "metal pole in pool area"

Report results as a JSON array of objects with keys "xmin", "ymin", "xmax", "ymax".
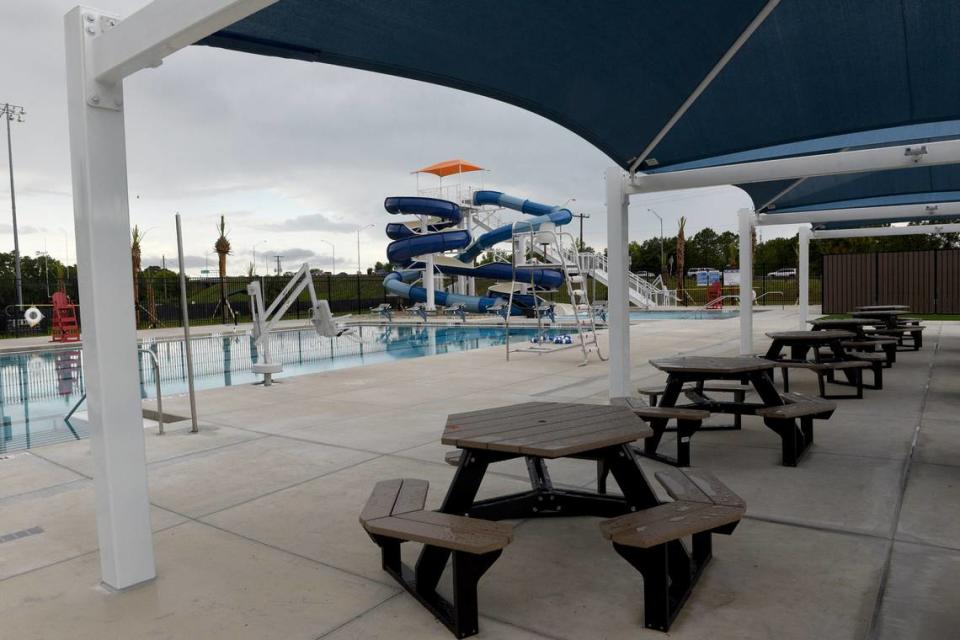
[{"xmin": 175, "ymin": 214, "xmax": 199, "ymax": 432}]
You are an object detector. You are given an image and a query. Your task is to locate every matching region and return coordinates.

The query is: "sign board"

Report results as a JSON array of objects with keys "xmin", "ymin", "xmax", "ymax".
[
  {"xmin": 696, "ymin": 270, "xmax": 722, "ymax": 286},
  {"xmin": 723, "ymin": 269, "xmax": 740, "ymax": 286}
]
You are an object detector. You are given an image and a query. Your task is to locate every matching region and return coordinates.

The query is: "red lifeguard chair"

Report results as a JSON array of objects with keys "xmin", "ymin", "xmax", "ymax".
[
  {"xmin": 52, "ymin": 291, "xmax": 80, "ymax": 342},
  {"xmin": 706, "ymin": 280, "xmax": 724, "ymax": 309}
]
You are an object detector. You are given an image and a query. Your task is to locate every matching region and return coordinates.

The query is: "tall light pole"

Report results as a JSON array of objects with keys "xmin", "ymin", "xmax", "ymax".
[
  {"xmin": 273, "ymin": 255, "xmax": 284, "ymax": 276},
  {"xmin": 648, "ymin": 207, "xmax": 665, "ymax": 275},
  {"xmin": 356, "ymin": 223, "xmax": 374, "ymax": 274},
  {"xmin": 3, "ymin": 103, "xmax": 25, "ymax": 307},
  {"xmin": 319, "ymin": 238, "xmax": 336, "ymax": 274}
]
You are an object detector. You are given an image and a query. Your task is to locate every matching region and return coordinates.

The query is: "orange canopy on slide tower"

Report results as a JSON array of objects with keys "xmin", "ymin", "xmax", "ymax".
[{"xmin": 414, "ymin": 159, "xmax": 484, "ymax": 178}]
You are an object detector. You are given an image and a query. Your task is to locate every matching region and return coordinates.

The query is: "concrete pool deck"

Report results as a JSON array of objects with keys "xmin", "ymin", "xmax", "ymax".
[{"xmin": 0, "ymin": 308, "xmax": 957, "ymax": 639}]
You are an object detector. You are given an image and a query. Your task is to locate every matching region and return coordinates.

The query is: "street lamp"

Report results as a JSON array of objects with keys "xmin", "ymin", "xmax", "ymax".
[
  {"xmin": 319, "ymin": 238, "xmax": 336, "ymax": 274},
  {"xmin": 356, "ymin": 224, "xmax": 374, "ymax": 274},
  {"xmin": 648, "ymin": 207, "xmax": 665, "ymax": 275},
  {"xmin": 2, "ymin": 103, "xmax": 25, "ymax": 307}
]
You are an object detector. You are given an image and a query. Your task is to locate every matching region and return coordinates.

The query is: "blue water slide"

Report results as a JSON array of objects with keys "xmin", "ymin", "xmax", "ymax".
[
  {"xmin": 383, "ymin": 272, "xmax": 523, "ymax": 314},
  {"xmin": 386, "ymin": 229, "xmax": 471, "ymax": 265},
  {"xmin": 407, "ymin": 260, "xmax": 564, "ymax": 289},
  {"xmin": 458, "ymin": 191, "xmax": 574, "ymax": 262}
]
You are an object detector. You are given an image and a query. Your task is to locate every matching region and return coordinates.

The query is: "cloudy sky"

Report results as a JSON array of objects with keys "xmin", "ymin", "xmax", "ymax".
[{"xmin": 1, "ymin": 0, "xmax": 789, "ymax": 276}]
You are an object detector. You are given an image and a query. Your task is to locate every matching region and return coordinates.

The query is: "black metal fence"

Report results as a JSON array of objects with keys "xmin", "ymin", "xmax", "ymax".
[{"xmin": 0, "ymin": 273, "xmax": 396, "ymax": 338}]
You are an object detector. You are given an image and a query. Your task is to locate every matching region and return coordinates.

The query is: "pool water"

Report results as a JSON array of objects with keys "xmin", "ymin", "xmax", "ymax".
[{"xmin": 0, "ymin": 325, "xmax": 566, "ymax": 453}]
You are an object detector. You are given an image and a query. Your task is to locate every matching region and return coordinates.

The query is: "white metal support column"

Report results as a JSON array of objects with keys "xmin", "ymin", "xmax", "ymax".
[
  {"xmin": 798, "ymin": 225, "xmax": 810, "ymax": 328},
  {"xmin": 606, "ymin": 167, "xmax": 631, "ymax": 400},
  {"xmin": 737, "ymin": 209, "xmax": 754, "ymax": 354},
  {"xmin": 64, "ymin": 0, "xmax": 278, "ymax": 590},
  {"xmin": 65, "ymin": 7, "xmax": 154, "ymax": 589}
]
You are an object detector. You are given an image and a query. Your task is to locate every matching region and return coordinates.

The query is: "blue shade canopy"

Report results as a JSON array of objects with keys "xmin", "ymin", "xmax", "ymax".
[{"xmin": 199, "ymin": 1, "xmax": 960, "ymax": 173}]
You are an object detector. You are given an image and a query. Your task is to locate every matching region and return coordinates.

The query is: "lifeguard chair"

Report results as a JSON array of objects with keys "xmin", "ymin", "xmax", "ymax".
[{"xmin": 52, "ymin": 291, "xmax": 80, "ymax": 342}]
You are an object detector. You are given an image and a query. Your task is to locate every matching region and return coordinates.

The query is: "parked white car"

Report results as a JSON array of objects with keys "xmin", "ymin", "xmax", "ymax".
[
  {"xmin": 766, "ymin": 268, "xmax": 797, "ymax": 278},
  {"xmin": 686, "ymin": 267, "xmax": 712, "ymax": 277}
]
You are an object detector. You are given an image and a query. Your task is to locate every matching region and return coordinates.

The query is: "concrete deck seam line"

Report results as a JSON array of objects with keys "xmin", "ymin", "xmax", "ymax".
[
  {"xmin": 864, "ymin": 322, "xmax": 941, "ymax": 640},
  {"xmin": 179, "ymin": 451, "xmax": 387, "ymax": 521},
  {"xmin": 0, "ymin": 477, "xmax": 90, "ymax": 504},
  {"xmin": 176, "ymin": 512, "xmax": 402, "ymax": 591},
  {"xmin": 312, "ymin": 591, "xmax": 407, "ymax": 640},
  {"xmin": 209, "ymin": 422, "xmax": 420, "ymax": 458}
]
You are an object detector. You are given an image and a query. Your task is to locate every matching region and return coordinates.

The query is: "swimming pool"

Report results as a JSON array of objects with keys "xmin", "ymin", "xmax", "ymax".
[{"xmin": 0, "ymin": 324, "xmax": 566, "ymax": 453}]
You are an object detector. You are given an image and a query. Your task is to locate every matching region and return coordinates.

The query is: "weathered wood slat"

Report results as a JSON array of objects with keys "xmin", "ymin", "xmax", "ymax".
[
  {"xmin": 651, "ymin": 356, "xmax": 774, "ymax": 374},
  {"xmin": 600, "ymin": 502, "xmax": 743, "ymax": 548},
  {"xmin": 359, "ymin": 479, "xmax": 403, "ymax": 524},
  {"xmin": 757, "ymin": 400, "xmax": 836, "ymax": 419},
  {"xmin": 630, "ymin": 405, "xmax": 710, "ymax": 420},
  {"xmin": 443, "ymin": 404, "xmax": 623, "ymax": 443},
  {"xmin": 364, "ymin": 515, "xmax": 511, "ymax": 554},
  {"xmin": 392, "ymin": 479, "xmax": 429, "ymax": 515},
  {"xmin": 683, "ymin": 469, "xmax": 746, "ymax": 509},
  {"xmin": 654, "ymin": 470, "xmax": 710, "ymax": 504},
  {"xmin": 396, "ymin": 510, "xmax": 513, "ymax": 540},
  {"xmin": 512, "ymin": 424, "xmax": 645, "ymax": 458}
]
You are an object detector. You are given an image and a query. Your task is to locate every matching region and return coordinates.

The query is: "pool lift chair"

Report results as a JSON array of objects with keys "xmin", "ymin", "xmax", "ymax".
[{"xmin": 247, "ymin": 262, "xmax": 357, "ymax": 386}]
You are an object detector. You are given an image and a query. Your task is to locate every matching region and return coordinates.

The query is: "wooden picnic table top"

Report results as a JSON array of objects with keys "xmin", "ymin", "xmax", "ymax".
[
  {"xmin": 766, "ymin": 330, "xmax": 855, "ymax": 342},
  {"xmin": 650, "ymin": 355, "xmax": 774, "ymax": 375},
  {"xmin": 856, "ymin": 305, "xmax": 910, "ymax": 311},
  {"xmin": 442, "ymin": 401, "xmax": 652, "ymax": 458},
  {"xmin": 808, "ymin": 318, "xmax": 873, "ymax": 328},
  {"xmin": 851, "ymin": 310, "xmax": 908, "ymax": 318}
]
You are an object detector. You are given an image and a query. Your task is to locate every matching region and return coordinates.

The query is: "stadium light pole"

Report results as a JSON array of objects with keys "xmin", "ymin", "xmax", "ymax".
[
  {"xmin": 356, "ymin": 223, "xmax": 374, "ymax": 274},
  {"xmin": 3, "ymin": 103, "xmax": 25, "ymax": 307},
  {"xmin": 319, "ymin": 238, "xmax": 335, "ymax": 274},
  {"xmin": 648, "ymin": 207, "xmax": 664, "ymax": 275}
]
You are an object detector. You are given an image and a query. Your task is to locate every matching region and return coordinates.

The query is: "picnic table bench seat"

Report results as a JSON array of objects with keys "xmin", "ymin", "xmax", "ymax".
[
  {"xmin": 752, "ymin": 393, "xmax": 836, "ymax": 465},
  {"xmin": 773, "ymin": 358, "xmax": 871, "ymax": 399},
  {"xmin": 600, "ymin": 467, "xmax": 745, "ymax": 632},
  {"xmin": 867, "ymin": 324, "xmax": 925, "ymax": 350},
  {"xmin": 608, "ymin": 397, "xmax": 710, "ymax": 468},
  {"xmin": 361, "ymin": 478, "xmax": 512, "ymax": 638},
  {"xmin": 637, "ymin": 381, "xmax": 750, "ymax": 429},
  {"xmin": 840, "ymin": 338, "xmax": 897, "ymax": 367}
]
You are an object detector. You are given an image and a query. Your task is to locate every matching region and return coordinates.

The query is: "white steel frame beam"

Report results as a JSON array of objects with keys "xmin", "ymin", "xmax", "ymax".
[
  {"xmin": 628, "ymin": 139, "xmax": 960, "ymax": 194},
  {"xmin": 628, "ymin": 0, "xmax": 781, "ymax": 173},
  {"xmin": 65, "ymin": 0, "xmax": 276, "ymax": 590},
  {"xmin": 811, "ymin": 222, "xmax": 960, "ymax": 240},
  {"xmin": 92, "ymin": 0, "xmax": 277, "ymax": 85},
  {"xmin": 757, "ymin": 201, "xmax": 960, "ymax": 226}
]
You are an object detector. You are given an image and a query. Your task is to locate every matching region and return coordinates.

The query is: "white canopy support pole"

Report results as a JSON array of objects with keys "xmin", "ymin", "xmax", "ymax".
[
  {"xmin": 798, "ymin": 225, "xmax": 810, "ymax": 328},
  {"xmin": 64, "ymin": 6, "xmax": 154, "ymax": 590},
  {"xmin": 628, "ymin": 139, "xmax": 960, "ymax": 195},
  {"xmin": 811, "ymin": 222, "xmax": 960, "ymax": 240},
  {"xmin": 756, "ymin": 201, "xmax": 960, "ymax": 226},
  {"xmin": 738, "ymin": 209, "xmax": 754, "ymax": 355},
  {"xmin": 606, "ymin": 167, "xmax": 631, "ymax": 401}
]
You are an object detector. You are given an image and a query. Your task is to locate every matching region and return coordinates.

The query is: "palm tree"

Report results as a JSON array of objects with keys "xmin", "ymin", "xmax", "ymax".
[
  {"xmin": 131, "ymin": 225, "xmax": 143, "ymax": 325},
  {"xmin": 676, "ymin": 216, "xmax": 687, "ymax": 305},
  {"xmin": 214, "ymin": 215, "xmax": 232, "ymax": 323}
]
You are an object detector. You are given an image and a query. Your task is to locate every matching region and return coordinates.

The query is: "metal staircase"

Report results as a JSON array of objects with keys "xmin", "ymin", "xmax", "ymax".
[
  {"xmin": 505, "ymin": 222, "xmax": 605, "ymax": 366},
  {"xmin": 467, "ymin": 205, "xmax": 677, "ymax": 309}
]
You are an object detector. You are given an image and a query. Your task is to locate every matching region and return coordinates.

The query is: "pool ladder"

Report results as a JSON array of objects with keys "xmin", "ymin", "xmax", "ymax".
[{"xmin": 64, "ymin": 347, "xmax": 166, "ymax": 435}]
